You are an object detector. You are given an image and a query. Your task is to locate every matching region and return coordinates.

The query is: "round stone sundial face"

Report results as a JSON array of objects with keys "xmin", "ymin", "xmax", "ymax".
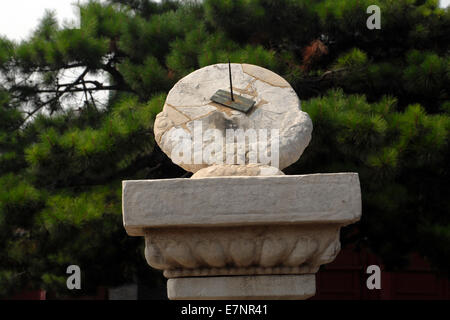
[{"xmin": 154, "ymin": 63, "xmax": 313, "ymax": 173}]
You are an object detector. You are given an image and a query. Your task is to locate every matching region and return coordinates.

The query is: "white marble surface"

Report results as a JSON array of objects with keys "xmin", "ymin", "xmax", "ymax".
[
  {"xmin": 167, "ymin": 275, "xmax": 316, "ymax": 300},
  {"xmin": 154, "ymin": 63, "xmax": 313, "ymax": 172},
  {"xmin": 122, "ymin": 173, "xmax": 361, "ymax": 236}
]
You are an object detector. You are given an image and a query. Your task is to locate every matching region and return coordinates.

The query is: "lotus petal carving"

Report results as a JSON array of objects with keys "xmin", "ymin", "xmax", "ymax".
[
  {"xmin": 196, "ymin": 240, "xmax": 226, "ymax": 268},
  {"xmin": 285, "ymin": 237, "xmax": 318, "ymax": 267},
  {"xmin": 229, "ymin": 238, "xmax": 255, "ymax": 267},
  {"xmin": 260, "ymin": 237, "xmax": 287, "ymax": 267},
  {"xmin": 165, "ymin": 241, "xmax": 198, "ymax": 268},
  {"xmin": 144, "ymin": 242, "xmax": 168, "ymax": 270}
]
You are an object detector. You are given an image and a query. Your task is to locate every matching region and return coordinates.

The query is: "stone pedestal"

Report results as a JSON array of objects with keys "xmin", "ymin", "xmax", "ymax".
[
  {"xmin": 122, "ymin": 173, "xmax": 361, "ymax": 300},
  {"xmin": 167, "ymin": 275, "xmax": 316, "ymax": 300},
  {"xmin": 122, "ymin": 63, "xmax": 362, "ymax": 300}
]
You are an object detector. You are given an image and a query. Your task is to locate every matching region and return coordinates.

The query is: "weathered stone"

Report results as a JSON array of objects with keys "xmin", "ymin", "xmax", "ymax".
[
  {"xmin": 143, "ymin": 224, "xmax": 340, "ymax": 278},
  {"xmin": 154, "ymin": 63, "xmax": 313, "ymax": 172},
  {"xmin": 176, "ymin": 104, "xmax": 217, "ymax": 120},
  {"xmin": 122, "ymin": 173, "xmax": 361, "ymax": 236},
  {"xmin": 167, "ymin": 275, "xmax": 316, "ymax": 300},
  {"xmin": 191, "ymin": 164, "xmax": 284, "ymax": 178},
  {"xmin": 242, "ymin": 63, "xmax": 291, "ymax": 87}
]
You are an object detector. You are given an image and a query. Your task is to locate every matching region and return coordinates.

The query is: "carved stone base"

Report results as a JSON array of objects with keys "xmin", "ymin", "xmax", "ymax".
[
  {"xmin": 122, "ymin": 173, "xmax": 362, "ymax": 300},
  {"xmin": 144, "ymin": 225, "xmax": 341, "ymax": 278},
  {"xmin": 167, "ymin": 275, "xmax": 316, "ymax": 300}
]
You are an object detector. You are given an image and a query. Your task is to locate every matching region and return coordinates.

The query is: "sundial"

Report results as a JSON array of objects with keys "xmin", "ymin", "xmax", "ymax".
[
  {"xmin": 210, "ymin": 61, "xmax": 256, "ymax": 113},
  {"xmin": 154, "ymin": 63, "xmax": 313, "ymax": 173}
]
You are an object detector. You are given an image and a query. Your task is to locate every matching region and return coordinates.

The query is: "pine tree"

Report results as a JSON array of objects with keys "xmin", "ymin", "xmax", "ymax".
[{"xmin": 0, "ymin": 0, "xmax": 449, "ymax": 297}]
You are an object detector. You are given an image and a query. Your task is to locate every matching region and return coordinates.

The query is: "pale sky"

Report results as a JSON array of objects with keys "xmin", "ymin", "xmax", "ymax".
[
  {"xmin": 0, "ymin": 0, "xmax": 85, "ymax": 41},
  {"xmin": 0, "ymin": 0, "xmax": 449, "ymax": 41}
]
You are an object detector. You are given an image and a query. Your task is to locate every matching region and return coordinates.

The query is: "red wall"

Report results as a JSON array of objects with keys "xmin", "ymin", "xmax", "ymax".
[
  {"xmin": 313, "ymin": 247, "xmax": 450, "ymax": 300},
  {"xmin": 9, "ymin": 290, "xmax": 46, "ymax": 300}
]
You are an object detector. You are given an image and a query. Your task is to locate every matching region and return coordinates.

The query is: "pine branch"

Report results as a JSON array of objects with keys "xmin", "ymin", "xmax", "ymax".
[
  {"xmin": 35, "ymin": 62, "xmax": 88, "ymax": 72},
  {"xmin": 33, "ymin": 85, "xmax": 124, "ymax": 94},
  {"xmin": 84, "ymin": 80, "xmax": 98, "ymax": 111},
  {"xmin": 16, "ymin": 68, "xmax": 90, "ymax": 129},
  {"xmin": 101, "ymin": 57, "xmax": 132, "ymax": 92},
  {"xmin": 57, "ymin": 80, "xmax": 103, "ymax": 88},
  {"xmin": 318, "ymin": 68, "xmax": 347, "ymax": 81},
  {"xmin": 81, "ymin": 79, "xmax": 90, "ymax": 104}
]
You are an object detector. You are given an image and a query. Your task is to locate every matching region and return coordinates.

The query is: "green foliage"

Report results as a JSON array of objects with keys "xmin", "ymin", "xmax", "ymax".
[
  {"xmin": 403, "ymin": 50, "xmax": 449, "ymax": 98},
  {"xmin": 0, "ymin": 0, "xmax": 449, "ymax": 297},
  {"xmin": 291, "ymin": 89, "xmax": 449, "ymax": 268},
  {"xmin": 335, "ymin": 48, "xmax": 368, "ymax": 69},
  {"xmin": 204, "ymin": 0, "xmax": 320, "ymax": 49},
  {"xmin": 0, "ymin": 90, "xmax": 26, "ymax": 174},
  {"xmin": 24, "ymin": 94, "xmax": 164, "ymax": 188},
  {"xmin": 120, "ymin": 57, "xmax": 172, "ymax": 99},
  {"xmin": 0, "ymin": 38, "xmax": 14, "ymax": 68}
]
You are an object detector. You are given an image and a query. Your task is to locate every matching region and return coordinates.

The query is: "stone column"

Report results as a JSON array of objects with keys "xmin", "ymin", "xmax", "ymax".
[{"xmin": 122, "ymin": 64, "xmax": 362, "ymax": 300}]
